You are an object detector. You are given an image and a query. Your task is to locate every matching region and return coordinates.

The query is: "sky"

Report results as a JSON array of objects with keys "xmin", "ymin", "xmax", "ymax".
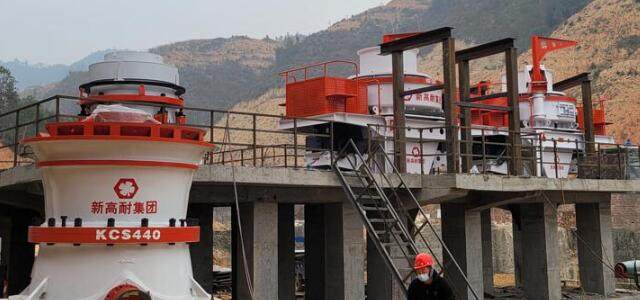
[{"xmin": 0, "ymin": 0, "xmax": 387, "ymax": 65}]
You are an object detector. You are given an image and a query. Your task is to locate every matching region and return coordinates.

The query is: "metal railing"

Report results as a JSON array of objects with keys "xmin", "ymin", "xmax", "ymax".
[
  {"xmin": 366, "ymin": 124, "xmax": 639, "ymax": 179},
  {"xmin": 0, "ymin": 95, "xmax": 337, "ymax": 171},
  {"xmin": 1, "ymin": 94, "xmax": 637, "ymax": 180}
]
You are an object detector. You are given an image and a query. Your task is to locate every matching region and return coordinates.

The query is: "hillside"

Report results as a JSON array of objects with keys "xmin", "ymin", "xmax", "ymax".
[
  {"xmin": 458, "ymin": 0, "xmax": 640, "ymax": 142},
  {"xmin": 3, "ymin": 49, "xmax": 114, "ymax": 90},
  {"xmin": 231, "ymin": 0, "xmax": 640, "ymax": 144},
  {"xmin": 20, "ymin": 36, "xmax": 281, "ymax": 111},
  {"xmin": 20, "ymin": 0, "xmax": 590, "ymax": 112}
]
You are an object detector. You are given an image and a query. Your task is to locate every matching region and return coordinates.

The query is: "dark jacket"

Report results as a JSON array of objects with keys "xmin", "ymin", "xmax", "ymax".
[{"xmin": 407, "ymin": 270, "xmax": 454, "ymax": 300}]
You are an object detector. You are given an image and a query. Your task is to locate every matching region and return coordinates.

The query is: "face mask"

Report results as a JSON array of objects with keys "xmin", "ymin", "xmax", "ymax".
[{"xmin": 417, "ymin": 272, "xmax": 430, "ymax": 282}]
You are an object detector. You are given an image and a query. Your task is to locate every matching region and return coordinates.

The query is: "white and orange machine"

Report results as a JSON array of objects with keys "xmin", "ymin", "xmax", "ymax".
[
  {"xmin": 279, "ymin": 34, "xmax": 447, "ymax": 174},
  {"xmin": 279, "ymin": 35, "xmax": 612, "ymax": 178},
  {"xmin": 469, "ymin": 36, "xmax": 613, "ymax": 177},
  {"xmin": 12, "ymin": 52, "xmax": 211, "ymax": 300}
]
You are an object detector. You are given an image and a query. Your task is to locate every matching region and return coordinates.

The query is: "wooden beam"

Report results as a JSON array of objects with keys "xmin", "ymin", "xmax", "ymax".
[
  {"xmin": 442, "ymin": 37, "xmax": 459, "ymax": 173},
  {"xmin": 505, "ymin": 47, "xmax": 522, "ymax": 175},
  {"xmin": 458, "ymin": 60, "xmax": 472, "ymax": 172},
  {"xmin": 379, "ymin": 27, "xmax": 453, "ymax": 55},
  {"xmin": 553, "ymin": 72, "xmax": 591, "ymax": 92},
  {"xmin": 582, "ymin": 80, "xmax": 596, "ymax": 153},
  {"xmin": 457, "ymin": 102, "xmax": 512, "ymax": 111},
  {"xmin": 465, "ymin": 92, "xmax": 509, "ymax": 103},
  {"xmin": 400, "ymin": 84, "xmax": 444, "ymax": 97},
  {"xmin": 392, "ymin": 51, "xmax": 407, "ymax": 173},
  {"xmin": 455, "ymin": 38, "xmax": 515, "ymax": 62}
]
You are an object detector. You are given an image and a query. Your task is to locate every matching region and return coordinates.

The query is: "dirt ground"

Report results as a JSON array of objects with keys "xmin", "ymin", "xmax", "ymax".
[{"xmin": 212, "ymin": 275, "xmax": 640, "ymax": 299}]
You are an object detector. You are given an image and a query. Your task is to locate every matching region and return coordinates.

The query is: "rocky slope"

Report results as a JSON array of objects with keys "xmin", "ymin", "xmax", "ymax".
[
  {"xmin": 237, "ymin": 0, "xmax": 640, "ymax": 144},
  {"xmin": 458, "ymin": 0, "xmax": 640, "ymax": 143}
]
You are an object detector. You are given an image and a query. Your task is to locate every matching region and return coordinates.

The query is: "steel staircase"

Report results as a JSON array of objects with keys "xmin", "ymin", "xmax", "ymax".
[{"xmin": 332, "ymin": 139, "xmax": 480, "ymax": 299}]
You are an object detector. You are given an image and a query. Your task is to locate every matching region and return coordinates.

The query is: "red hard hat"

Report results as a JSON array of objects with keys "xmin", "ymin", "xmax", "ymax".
[{"xmin": 414, "ymin": 253, "xmax": 433, "ymax": 270}]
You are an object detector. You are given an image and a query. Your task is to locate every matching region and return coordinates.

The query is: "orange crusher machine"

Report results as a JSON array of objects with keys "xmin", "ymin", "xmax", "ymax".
[
  {"xmin": 11, "ymin": 52, "xmax": 212, "ymax": 300},
  {"xmin": 279, "ymin": 34, "xmax": 448, "ymax": 174},
  {"xmin": 279, "ymin": 35, "xmax": 612, "ymax": 177}
]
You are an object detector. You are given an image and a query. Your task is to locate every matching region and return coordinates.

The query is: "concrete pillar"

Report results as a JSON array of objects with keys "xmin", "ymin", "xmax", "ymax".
[
  {"xmin": 0, "ymin": 216, "xmax": 10, "ymax": 267},
  {"xmin": 304, "ymin": 203, "xmax": 365, "ymax": 300},
  {"xmin": 278, "ymin": 204, "xmax": 295, "ymax": 300},
  {"xmin": 187, "ymin": 203, "xmax": 214, "ymax": 294},
  {"xmin": 510, "ymin": 205, "xmax": 524, "ymax": 288},
  {"xmin": 6, "ymin": 209, "xmax": 36, "ymax": 295},
  {"xmin": 232, "ymin": 202, "xmax": 278, "ymax": 300},
  {"xmin": 481, "ymin": 209, "xmax": 494, "ymax": 295},
  {"xmin": 342, "ymin": 202, "xmax": 365, "ymax": 300},
  {"xmin": 441, "ymin": 203, "xmax": 483, "ymax": 300},
  {"xmin": 576, "ymin": 201, "xmax": 615, "ymax": 296},
  {"xmin": 519, "ymin": 202, "xmax": 561, "ymax": 300},
  {"xmin": 366, "ymin": 239, "xmax": 405, "ymax": 300},
  {"xmin": 0, "ymin": 215, "xmax": 11, "ymax": 297},
  {"xmin": 304, "ymin": 204, "xmax": 325, "ymax": 300}
]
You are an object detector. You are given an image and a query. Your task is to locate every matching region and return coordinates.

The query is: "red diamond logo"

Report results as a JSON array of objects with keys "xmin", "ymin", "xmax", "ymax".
[
  {"xmin": 411, "ymin": 146, "xmax": 421, "ymax": 158},
  {"xmin": 114, "ymin": 178, "xmax": 139, "ymax": 199}
]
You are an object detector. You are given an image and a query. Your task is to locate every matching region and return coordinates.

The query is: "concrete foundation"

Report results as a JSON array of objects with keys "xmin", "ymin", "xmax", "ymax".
[
  {"xmin": 232, "ymin": 202, "xmax": 279, "ymax": 300},
  {"xmin": 441, "ymin": 203, "xmax": 483, "ymax": 300},
  {"xmin": 304, "ymin": 203, "xmax": 365, "ymax": 300},
  {"xmin": 519, "ymin": 202, "xmax": 561, "ymax": 300},
  {"xmin": 1, "ymin": 166, "xmax": 638, "ymax": 300},
  {"xmin": 576, "ymin": 201, "xmax": 615, "ymax": 296}
]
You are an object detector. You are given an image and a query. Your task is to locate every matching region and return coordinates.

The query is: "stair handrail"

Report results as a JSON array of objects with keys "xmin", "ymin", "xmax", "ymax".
[
  {"xmin": 367, "ymin": 143, "xmax": 481, "ymax": 300},
  {"xmin": 333, "ymin": 142, "xmax": 407, "ymax": 292}
]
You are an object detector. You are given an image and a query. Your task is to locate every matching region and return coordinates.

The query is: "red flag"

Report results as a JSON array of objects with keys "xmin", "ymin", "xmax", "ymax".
[{"xmin": 531, "ymin": 36, "xmax": 577, "ymax": 82}]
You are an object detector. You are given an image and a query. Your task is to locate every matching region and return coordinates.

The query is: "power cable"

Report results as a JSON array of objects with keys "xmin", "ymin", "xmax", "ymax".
[{"xmin": 220, "ymin": 114, "xmax": 254, "ymax": 299}]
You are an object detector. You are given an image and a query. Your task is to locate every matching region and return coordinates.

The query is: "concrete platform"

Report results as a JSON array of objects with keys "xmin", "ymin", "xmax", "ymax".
[
  {"xmin": 3, "ymin": 165, "xmax": 639, "ymax": 205},
  {"xmin": 2, "ymin": 165, "xmax": 639, "ymax": 300}
]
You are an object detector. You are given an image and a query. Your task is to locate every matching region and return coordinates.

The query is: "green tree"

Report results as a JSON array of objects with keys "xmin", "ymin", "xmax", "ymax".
[{"xmin": 0, "ymin": 66, "xmax": 19, "ymax": 112}]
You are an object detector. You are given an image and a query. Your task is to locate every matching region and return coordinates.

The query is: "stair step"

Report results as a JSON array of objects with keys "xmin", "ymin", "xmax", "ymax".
[
  {"xmin": 374, "ymin": 231, "xmax": 408, "ymax": 239},
  {"xmin": 361, "ymin": 205, "xmax": 388, "ymax": 212},
  {"xmin": 381, "ymin": 241, "xmax": 413, "ymax": 247},
  {"xmin": 390, "ymin": 256, "xmax": 413, "ymax": 260},
  {"xmin": 369, "ymin": 218, "xmax": 398, "ymax": 223},
  {"xmin": 358, "ymin": 194, "xmax": 382, "ymax": 199}
]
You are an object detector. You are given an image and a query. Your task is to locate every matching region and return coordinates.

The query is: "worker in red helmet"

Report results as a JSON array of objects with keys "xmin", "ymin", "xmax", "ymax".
[{"xmin": 407, "ymin": 253, "xmax": 453, "ymax": 300}]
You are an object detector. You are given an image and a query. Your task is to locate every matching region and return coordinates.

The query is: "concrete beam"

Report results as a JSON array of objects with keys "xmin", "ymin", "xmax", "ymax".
[
  {"xmin": 519, "ymin": 202, "xmax": 561, "ymax": 300},
  {"xmin": 422, "ymin": 174, "xmax": 640, "ymax": 194},
  {"xmin": 441, "ymin": 203, "xmax": 483, "ymax": 300},
  {"xmin": 232, "ymin": 202, "xmax": 278, "ymax": 300},
  {"xmin": 190, "ymin": 185, "xmax": 346, "ymax": 205},
  {"xmin": 193, "ymin": 165, "xmax": 420, "ymax": 189},
  {"xmin": 187, "ymin": 203, "xmax": 214, "ymax": 294},
  {"xmin": 576, "ymin": 202, "xmax": 615, "ymax": 296}
]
